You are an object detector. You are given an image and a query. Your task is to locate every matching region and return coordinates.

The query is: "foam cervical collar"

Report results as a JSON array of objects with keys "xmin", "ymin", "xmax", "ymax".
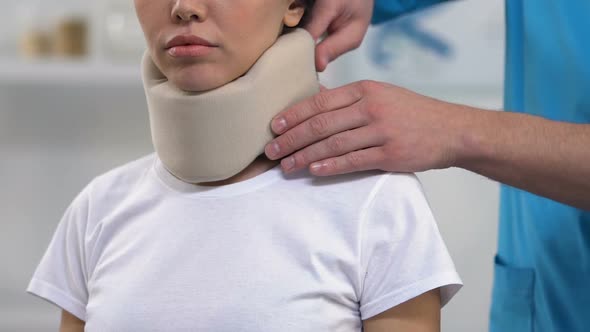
[{"xmin": 142, "ymin": 29, "xmax": 319, "ymax": 183}]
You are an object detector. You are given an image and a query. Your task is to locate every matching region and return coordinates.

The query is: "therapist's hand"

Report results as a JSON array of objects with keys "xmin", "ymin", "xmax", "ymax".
[
  {"xmin": 265, "ymin": 81, "xmax": 471, "ymax": 176},
  {"xmin": 305, "ymin": 0, "xmax": 374, "ymax": 71}
]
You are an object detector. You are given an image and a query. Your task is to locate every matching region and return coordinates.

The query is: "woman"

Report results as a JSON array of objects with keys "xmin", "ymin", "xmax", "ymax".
[{"xmin": 28, "ymin": 1, "xmax": 461, "ymax": 331}]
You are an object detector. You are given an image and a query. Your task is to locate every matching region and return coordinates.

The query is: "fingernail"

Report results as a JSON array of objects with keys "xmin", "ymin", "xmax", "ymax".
[
  {"xmin": 282, "ymin": 156, "xmax": 295, "ymax": 171},
  {"xmin": 268, "ymin": 142, "xmax": 280, "ymax": 158},
  {"xmin": 273, "ymin": 117, "xmax": 287, "ymax": 133},
  {"xmin": 310, "ymin": 162, "xmax": 326, "ymax": 174}
]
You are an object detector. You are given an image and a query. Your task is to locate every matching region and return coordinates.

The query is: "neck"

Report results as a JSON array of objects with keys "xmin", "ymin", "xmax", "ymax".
[
  {"xmin": 143, "ymin": 29, "xmax": 318, "ymax": 184},
  {"xmin": 197, "ymin": 155, "xmax": 279, "ymax": 186}
]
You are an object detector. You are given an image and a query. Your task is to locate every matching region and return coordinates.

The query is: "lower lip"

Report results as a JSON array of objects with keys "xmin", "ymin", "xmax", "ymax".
[{"xmin": 167, "ymin": 45, "xmax": 216, "ymax": 57}]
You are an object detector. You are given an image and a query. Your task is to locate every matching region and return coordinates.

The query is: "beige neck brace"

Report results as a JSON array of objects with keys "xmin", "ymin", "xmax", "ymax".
[{"xmin": 142, "ymin": 29, "xmax": 319, "ymax": 183}]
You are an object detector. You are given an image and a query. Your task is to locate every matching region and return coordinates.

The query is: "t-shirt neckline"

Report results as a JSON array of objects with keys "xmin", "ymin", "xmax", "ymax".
[{"xmin": 152, "ymin": 156, "xmax": 284, "ymax": 198}]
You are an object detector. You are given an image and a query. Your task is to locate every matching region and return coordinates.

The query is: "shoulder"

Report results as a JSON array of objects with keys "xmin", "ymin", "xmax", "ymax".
[
  {"xmin": 299, "ymin": 170, "xmax": 424, "ymax": 200},
  {"xmin": 78, "ymin": 153, "xmax": 157, "ymax": 221},
  {"xmin": 281, "ymin": 169, "xmax": 426, "ymax": 214},
  {"xmin": 47, "ymin": 154, "xmax": 157, "ymax": 247},
  {"xmin": 90, "ymin": 153, "xmax": 156, "ymax": 194},
  {"xmin": 353, "ymin": 172, "xmax": 431, "ymax": 223},
  {"xmin": 369, "ymin": 172, "xmax": 427, "ymax": 203},
  {"xmin": 296, "ymin": 170, "xmax": 434, "ymax": 230}
]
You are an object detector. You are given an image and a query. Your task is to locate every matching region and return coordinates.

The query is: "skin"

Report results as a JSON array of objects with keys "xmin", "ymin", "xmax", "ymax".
[
  {"xmin": 134, "ymin": 0, "xmax": 306, "ymax": 185},
  {"xmin": 265, "ymin": 81, "xmax": 590, "ymax": 211},
  {"xmin": 304, "ymin": 0, "xmax": 374, "ymax": 72},
  {"xmin": 59, "ymin": 310, "xmax": 84, "ymax": 332},
  {"xmin": 61, "ymin": 289, "xmax": 441, "ymax": 331},
  {"xmin": 364, "ymin": 289, "xmax": 441, "ymax": 332},
  {"xmin": 260, "ymin": 2, "xmax": 590, "ymax": 210},
  {"xmin": 135, "ymin": 0, "xmax": 306, "ymax": 92},
  {"xmin": 60, "ymin": 0, "xmax": 443, "ymax": 330}
]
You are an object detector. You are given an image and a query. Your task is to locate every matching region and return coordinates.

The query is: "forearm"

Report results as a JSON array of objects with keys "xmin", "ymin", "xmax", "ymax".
[
  {"xmin": 363, "ymin": 289, "xmax": 440, "ymax": 332},
  {"xmin": 60, "ymin": 310, "xmax": 85, "ymax": 332},
  {"xmin": 456, "ymin": 107, "xmax": 590, "ymax": 209}
]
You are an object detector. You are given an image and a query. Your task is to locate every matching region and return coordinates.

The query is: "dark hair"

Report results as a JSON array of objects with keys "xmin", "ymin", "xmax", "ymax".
[
  {"xmin": 282, "ymin": 0, "xmax": 315, "ymax": 34},
  {"xmin": 297, "ymin": 0, "xmax": 315, "ymax": 28}
]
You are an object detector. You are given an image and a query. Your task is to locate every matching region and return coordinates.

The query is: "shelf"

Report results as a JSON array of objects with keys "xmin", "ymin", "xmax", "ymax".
[{"xmin": 0, "ymin": 59, "xmax": 142, "ymax": 85}]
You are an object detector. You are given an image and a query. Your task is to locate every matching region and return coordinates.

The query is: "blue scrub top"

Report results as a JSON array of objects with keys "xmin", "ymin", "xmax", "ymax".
[{"xmin": 373, "ymin": 1, "xmax": 590, "ymax": 331}]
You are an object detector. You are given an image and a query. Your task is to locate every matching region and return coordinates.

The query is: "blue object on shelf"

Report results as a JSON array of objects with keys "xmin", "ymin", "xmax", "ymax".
[{"xmin": 368, "ymin": 10, "xmax": 453, "ymax": 68}]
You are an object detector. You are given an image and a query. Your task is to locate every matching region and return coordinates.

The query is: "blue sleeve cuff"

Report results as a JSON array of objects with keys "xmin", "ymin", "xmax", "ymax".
[{"xmin": 372, "ymin": 0, "xmax": 451, "ymax": 25}]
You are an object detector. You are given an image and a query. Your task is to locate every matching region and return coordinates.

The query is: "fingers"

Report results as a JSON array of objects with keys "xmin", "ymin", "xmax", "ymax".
[
  {"xmin": 314, "ymin": 21, "xmax": 367, "ymax": 72},
  {"xmin": 271, "ymin": 82, "xmax": 364, "ymax": 135},
  {"xmin": 310, "ymin": 147, "xmax": 386, "ymax": 176},
  {"xmin": 304, "ymin": 0, "xmax": 336, "ymax": 41},
  {"xmin": 304, "ymin": 0, "xmax": 374, "ymax": 71},
  {"xmin": 279, "ymin": 125, "xmax": 384, "ymax": 174},
  {"xmin": 266, "ymin": 100, "xmax": 368, "ymax": 160}
]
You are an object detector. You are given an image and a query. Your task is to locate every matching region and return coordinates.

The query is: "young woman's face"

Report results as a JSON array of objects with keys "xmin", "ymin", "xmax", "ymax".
[{"xmin": 134, "ymin": 0, "xmax": 305, "ymax": 92}]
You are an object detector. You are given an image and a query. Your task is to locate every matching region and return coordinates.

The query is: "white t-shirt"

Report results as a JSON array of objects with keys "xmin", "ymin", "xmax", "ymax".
[{"xmin": 28, "ymin": 154, "xmax": 461, "ymax": 331}]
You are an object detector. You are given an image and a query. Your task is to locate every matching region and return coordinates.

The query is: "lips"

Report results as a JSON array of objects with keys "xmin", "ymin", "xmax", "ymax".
[{"xmin": 165, "ymin": 35, "xmax": 218, "ymax": 57}]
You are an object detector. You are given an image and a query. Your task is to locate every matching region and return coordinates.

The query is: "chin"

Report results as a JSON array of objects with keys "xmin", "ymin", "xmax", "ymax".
[
  {"xmin": 170, "ymin": 66, "xmax": 233, "ymax": 92},
  {"xmin": 173, "ymin": 80, "xmax": 218, "ymax": 92},
  {"xmin": 172, "ymin": 76, "xmax": 224, "ymax": 92}
]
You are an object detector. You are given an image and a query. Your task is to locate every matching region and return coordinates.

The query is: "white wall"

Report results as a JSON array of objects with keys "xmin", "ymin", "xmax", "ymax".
[{"xmin": 0, "ymin": 0, "xmax": 503, "ymax": 331}]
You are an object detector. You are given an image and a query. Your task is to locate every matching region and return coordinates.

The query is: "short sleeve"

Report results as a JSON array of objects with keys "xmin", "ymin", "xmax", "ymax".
[
  {"xmin": 27, "ymin": 184, "xmax": 93, "ymax": 321},
  {"xmin": 358, "ymin": 174, "xmax": 462, "ymax": 320}
]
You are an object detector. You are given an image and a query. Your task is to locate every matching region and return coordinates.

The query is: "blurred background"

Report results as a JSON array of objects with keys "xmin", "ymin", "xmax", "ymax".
[{"xmin": 0, "ymin": 0, "xmax": 503, "ymax": 330}]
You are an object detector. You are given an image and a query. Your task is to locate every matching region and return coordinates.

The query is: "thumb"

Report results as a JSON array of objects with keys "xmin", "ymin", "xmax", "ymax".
[
  {"xmin": 315, "ymin": 21, "xmax": 366, "ymax": 71},
  {"xmin": 304, "ymin": 0, "xmax": 338, "ymax": 41}
]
